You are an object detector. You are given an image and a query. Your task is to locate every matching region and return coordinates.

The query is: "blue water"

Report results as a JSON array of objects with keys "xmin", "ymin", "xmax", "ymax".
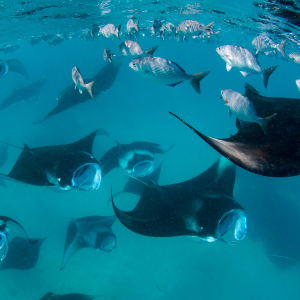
[{"xmin": 1, "ymin": 2, "xmax": 300, "ymax": 299}]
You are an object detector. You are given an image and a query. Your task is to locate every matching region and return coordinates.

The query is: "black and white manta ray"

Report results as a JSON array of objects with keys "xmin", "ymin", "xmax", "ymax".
[
  {"xmin": 0, "ymin": 59, "xmax": 28, "ymax": 79},
  {"xmin": 40, "ymin": 293, "xmax": 100, "ymax": 300},
  {"xmin": 0, "ymin": 236, "xmax": 45, "ymax": 270},
  {"xmin": 98, "ymin": 129, "xmax": 173, "ymax": 178},
  {"xmin": 170, "ymin": 83, "xmax": 300, "ymax": 177},
  {"xmin": 0, "ymin": 129, "xmax": 102, "ymax": 191},
  {"xmin": 0, "ymin": 216, "xmax": 37, "ymax": 262},
  {"xmin": 60, "ymin": 215, "xmax": 117, "ymax": 270},
  {"xmin": 112, "ymin": 157, "xmax": 247, "ymax": 244}
]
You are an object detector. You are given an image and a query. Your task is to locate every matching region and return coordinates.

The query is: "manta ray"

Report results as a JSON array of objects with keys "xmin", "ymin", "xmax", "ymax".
[
  {"xmin": 39, "ymin": 293, "xmax": 100, "ymax": 300},
  {"xmin": 0, "ymin": 236, "xmax": 46, "ymax": 270},
  {"xmin": 0, "ymin": 74, "xmax": 47, "ymax": 111},
  {"xmin": 98, "ymin": 128, "xmax": 173, "ymax": 178},
  {"xmin": 0, "ymin": 59, "xmax": 28, "ymax": 79},
  {"xmin": 0, "ymin": 129, "xmax": 102, "ymax": 191},
  {"xmin": 34, "ymin": 55, "xmax": 125, "ymax": 123},
  {"xmin": 112, "ymin": 156, "xmax": 247, "ymax": 244},
  {"xmin": 170, "ymin": 83, "xmax": 300, "ymax": 177},
  {"xmin": 60, "ymin": 215, "xmax": 117, "ymax": 270}
]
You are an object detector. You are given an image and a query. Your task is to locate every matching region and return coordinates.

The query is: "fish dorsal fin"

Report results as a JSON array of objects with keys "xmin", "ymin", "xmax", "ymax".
[
  {"xmin": 23, "ymin": 143, "xmax": 35, "ymax": 154},
  {"xmin": 64, "ymin": 128, "xmax": 101, "ymax": 155}
]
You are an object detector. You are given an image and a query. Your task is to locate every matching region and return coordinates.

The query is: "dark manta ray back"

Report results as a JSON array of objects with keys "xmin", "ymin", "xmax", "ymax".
[
  {"xmin": 170, "ymin": 84, "xmax": 300, "ymax": 177},
  {"xmin": 112, "ymin": 157, "xmax": 247, "ymax": 244},
  {"xmin": 0, "ymin": 129, "xmax": 102, "ymax": 191}
]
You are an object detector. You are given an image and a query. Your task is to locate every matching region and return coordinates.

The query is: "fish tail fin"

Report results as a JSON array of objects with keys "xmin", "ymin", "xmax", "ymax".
[
  {"xmin": 261, "ymin": 66, "xmax": 277, "ymax": 88},
  {"xmin": 85, "ymin": 81, "xmax": 94, "ymax": 99},
  {"xmin": 115, "ymin": 25, "xmax": 121, "ymax": 39},
  {"xmin": 135, "ymin": 18, "xmax": 140, "ymax": 31},
  {"xmin": 190, "ymin": 71, "xmax": 210, "ymax": 94},
  {"xmin": 145, "ymin": 46, "xmax": 158, "ymax": 57},
  {"xmin": 160, "ymin": 30, "xmax": 165, "ymax": 41},
  {"xmin": 260, "ymin": 113, "xmax": 277, "ymax": 135},
  {"xmin": 277, "ymin": 40, "xmax": 286, "ymax": 58},
  {"xmin": 204, "ymin": 21, "xmax": 214, "ymax": 36},
  {"xmin": 215, "ymin": 30, "xmax": 220, "ymax": 39}
]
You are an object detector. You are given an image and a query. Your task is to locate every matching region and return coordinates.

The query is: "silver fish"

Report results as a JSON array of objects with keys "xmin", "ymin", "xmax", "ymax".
[
  {"xmin": 176, "ymin": 20, "xmax": 214, "ymax": 41},
  {"xmin": 221, "ymin": 89, "xmax": 277, "ymax": 134},
  {"xmin": 289, "ymin": 52, "xmax": 300, "ymax": 65},
  {"xmin": 129, "ymin": 56, "xmax": 210, "ymax": 94},
  {"xmin": 0, "ymin": 44, "xmax": 20, "ymax": 54},
  {"xmin": 100, "ymin": 24, "xmax": 121, "ymax": 39},
  {"xmin": 72, "ymin": 67, "xmax": 94, "ymax": 99},
  {"xmin": 296, "ymin": 79, "xmax": 300, "ymax": 91},
  {"xmin": 119, "ymin": 40, "xmax": 157, "ymax": 59},
  {"xmin": 103, "ymin": 48, "xmax": 115, "ymax": 63},
  {"xmin": 127, "ymin": 18, "xmax": 139, "ymax": 36},
  {"xmin": 216, "ymin": 45, "xmax": 277, "ymax": 88},
  {"xmin": 252, "ymin": 34, "xmax": 286, "ymax": 58},
  {"xmin": 160, "ymin": 22, "xmax": 176, "ymax": 41}
]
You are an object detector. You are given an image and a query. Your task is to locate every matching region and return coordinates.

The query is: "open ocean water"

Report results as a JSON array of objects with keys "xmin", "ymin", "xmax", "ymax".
[{"xmin": 1, "ymin": 1, "xmax": 300, "ymax": 299}]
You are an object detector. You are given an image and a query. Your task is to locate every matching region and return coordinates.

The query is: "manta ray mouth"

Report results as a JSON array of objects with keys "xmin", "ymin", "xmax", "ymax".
[
  {"xmin": 132, "ymin": 160, "xmax": 154, "ymax": 177},
  {"xmin": 72, "ymin": 163, "xmax": 102, "ymax": 191},
  {"xmin": 101, "ymin": 236, "xmax": 116, "ymax": 252},
  {"xmin": 0, "ymin": 232, "xmax": 9, "ymax": 261},
  {"xmin": 218, "ymin": 209, "xmax": 247, "ymax": 243},
  {"xmin": 0, "ymin": 61, "xmax": 9, "ymax": 77}
]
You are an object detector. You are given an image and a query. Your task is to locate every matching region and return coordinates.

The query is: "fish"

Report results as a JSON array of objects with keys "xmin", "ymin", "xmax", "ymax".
[
  {"xmin": 129, "ymin": 55, "xmax": 210, "ymax": 94},
  {"xmin": 29, "ymin": 36, "xmax": 43, "ymax": 46},
  {"xmin": 127, "ymin": 18, "xmax": 140, "ymax": 36},
  {"xmin": 34, "ymin": 54, "xmax": 125, "ymax": 123},
  {"xmin": 0, "ymin": 74, "xmax": 47, "ymax": 111},
  {"xmin": 48, "ymin": 36, "xmax": 64, "ymax": 46},
  {"xmin": 0, "ymin": 237, "xmax": 46, "ymax": 270},
  {"xmin": 221, "ymin": 89, "xmax": 277, "ymax": 134},
  {"xmin": 176, "ymin": 20, "xmax": 215, "ymax": 41},
  {"xmin": 0, "ymin": 59, "xmax": 28, "ymax": 79},
  {"xmin": 0, "ymin": 216, "xmax": 37, "ymax": 262},
  {"xmin": 112, "ymin": 156, "xmax": 247, "ymax": 244},
  {"xmin": 119, "ymin": 40, "xmax": 158, "ymax": 59},
  {"xmin": 0, "ymin": 129, "xmax": 102, "ymax": 191},
  {"xmin": 252, "ymin": 34, "xmax": 286, "ymax": 58},
  {"xmin": 103, "ymin": 48, "xmax": 115, "ymax": 63},
  {"xmin": 60, "ymin": 215, "xmax": 116, "ymax": 270},
  {"xmin": 153, "ymin": 19, "xmax": 164, "ymax": 36},
  {"xmin": 169, "ymin": 83, "xmax": 300, "ymax": 177},
  {"xmin": 39, "ymin": 293, "xmax": 100, "ymax": 300},
  {"xmin": 100, "ymin": 24, "xmax": 121, "ymax": 39},
  {"xmin": 72, "ymin": 66, "xmax": 94, "ymax": 99},
  {"xmin": 216, "ymin": 45, "xmax": 277, "ymax": 88},
  {"xmin": 98, "ymin": 128, "xmax": 173, "ymax": 177},
  {"xmin": 296, "ymin": 79, "xmax": 300, "ymax": 91},
  {"xmin": 289, "ymin": 52, "xmax": 300, "ymax": 65},
  {"xmin": 0, "ymin": 44, "xmax": 20, "ymax": 54},
  {"xmin": 160, "ymin": 22, "xmax": 176, "ymax": 41}
]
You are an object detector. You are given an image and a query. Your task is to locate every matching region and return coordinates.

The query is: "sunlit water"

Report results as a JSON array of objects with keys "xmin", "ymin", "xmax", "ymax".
[{"xmin": 0, "ymin": 1, "xmax": 300, "ymax": 299}]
